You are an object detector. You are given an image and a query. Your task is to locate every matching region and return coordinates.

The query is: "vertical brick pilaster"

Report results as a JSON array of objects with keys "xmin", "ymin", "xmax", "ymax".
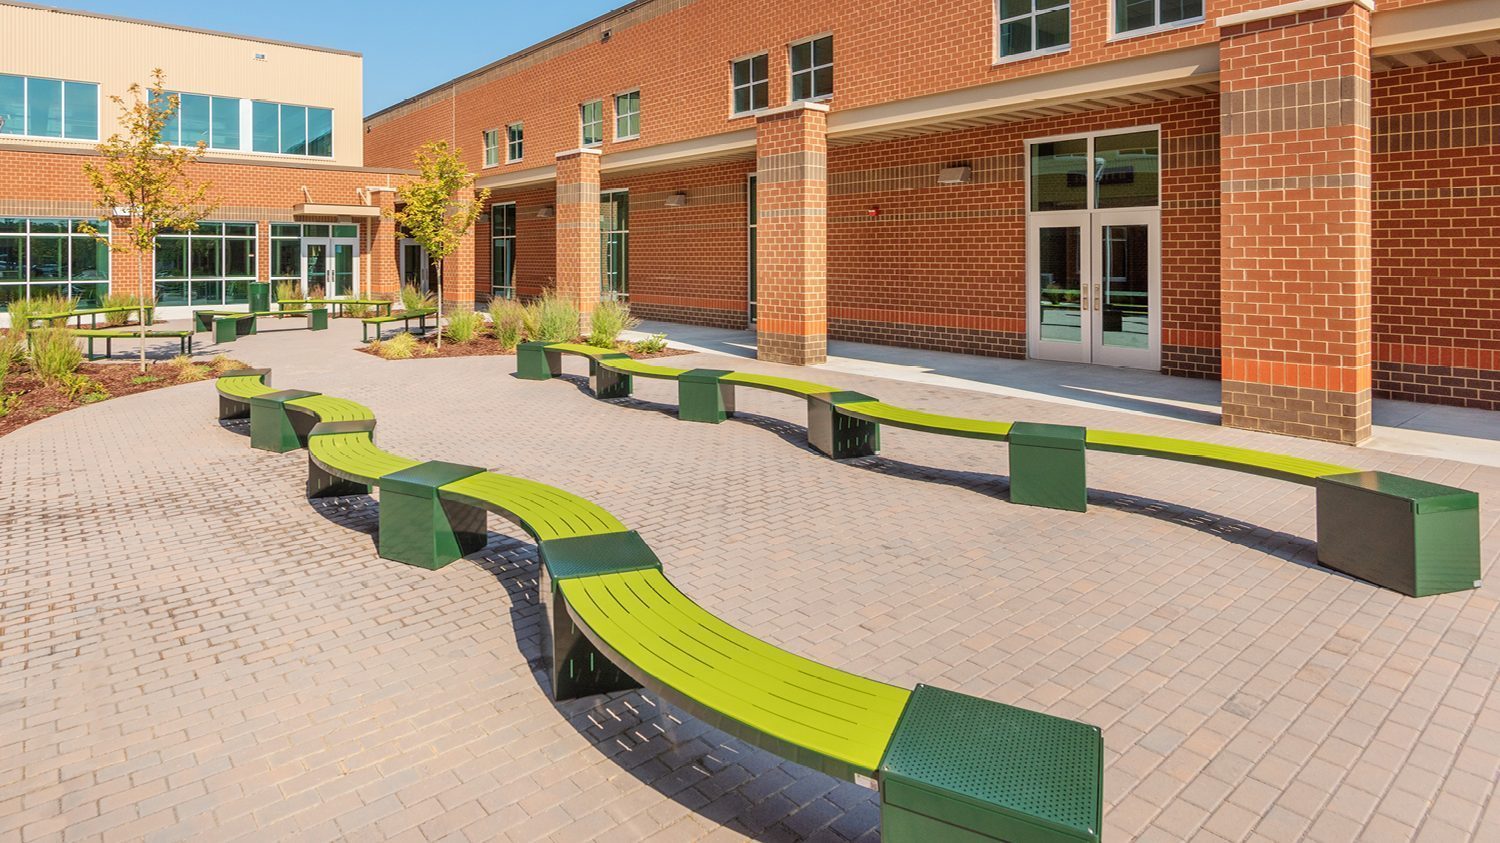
[
  {"xmin": 755, "ymin": 102, "xmax": 828, "ymax": 366},
  {"xmin": 555, "ymin": 148, "xmax": 601, "ymax": 326},
  {"xmin": 1219, "ymin": 1, "xmax": 1373, "ymax": 444},
  {"xmin": 366, "ymin": 188, "xmax": 400, "ymax": 300},
  {"xmin": 441, "ymin": 225, "xmax": 477, "ymax": 308}
]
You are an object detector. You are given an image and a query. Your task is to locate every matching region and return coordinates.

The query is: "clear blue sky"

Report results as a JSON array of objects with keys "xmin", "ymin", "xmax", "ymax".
[{"xmin": 47, "ymin": 0, "xmax": 626, "ymax": 116}]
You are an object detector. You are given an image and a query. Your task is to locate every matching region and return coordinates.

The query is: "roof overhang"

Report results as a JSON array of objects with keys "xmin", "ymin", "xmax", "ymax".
[{"xmin": 293, "ymin": 203, "xmax": 382, "ymax": 218}]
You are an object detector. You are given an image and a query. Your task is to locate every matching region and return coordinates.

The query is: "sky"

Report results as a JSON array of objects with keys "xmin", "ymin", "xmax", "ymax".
[{"xmin": 45, "ymin": 0, "xmax": 626, "ymax": 115}]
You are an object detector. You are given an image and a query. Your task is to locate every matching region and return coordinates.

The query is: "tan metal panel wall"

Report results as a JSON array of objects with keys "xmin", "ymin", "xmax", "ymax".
[{"xmin": 0, "ymin": 2, "xmax": 363, "ymax": 166}]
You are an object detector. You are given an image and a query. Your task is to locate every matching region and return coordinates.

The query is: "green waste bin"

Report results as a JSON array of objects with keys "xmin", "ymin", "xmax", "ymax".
[
  {"xmin": 1008, "ymin": 421, "xmax": 1087, "ymax": 513},
  {"xmin": 248, "ymin": 282, "xmax": 270, "ymax": 313},
  {"xmin": 1316, "ymin": 471, "xmax": 1481, "ymax": 597}
]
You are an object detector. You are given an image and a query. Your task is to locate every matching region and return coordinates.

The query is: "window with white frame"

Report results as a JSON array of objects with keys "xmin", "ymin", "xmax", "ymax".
[
  {"xmin": 732, "ymin": 54, "xmax": 769, "ymax": 114},
  {"xmin": 153, "ymin": 222, "xmax": 257, "ymax": 307},
  {"xmin": 507, "ymin": 122, "xmax": 524, "ymax": 162},
  {"xmin": 614, "ymin": 91, "xmax": 640, "ymax": 140},
  {"xmin": 790, "ymin": 35, "xmax": 833, "ymax": 102},
  {"xmin": 580, "ymin": 100, "xmax": 603, "ymax": 146},
  {"xmin": 249, "ymin": 100, "xmax": 333, "ymax": 157},
  {"xmin": 483, "ymin": 128, "xmax": 500, "ymax": 166},
  {"xmin": 1114, "ymin": 0, "xmax": 1203, "ymax": 35},
  {"xmin": 998, "ymin": 0, "xmax": 1071, "ymax": 59},
  {"xmin": 0, "ymin": 74, "xmax": 98, "ymax": 140},
  {"xmin": 158, "ymin": 91, "xmax": 241, "ymax": 150},
  {"xmin": 0, "ymin": 217, "xmax": 110, "ymax": 311}
]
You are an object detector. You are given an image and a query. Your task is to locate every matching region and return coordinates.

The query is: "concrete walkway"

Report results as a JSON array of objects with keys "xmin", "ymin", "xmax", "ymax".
[
  {"xmin": 2, "ymin": 318, "xmax": 1498, "ymax": 842},
  {"xmin": 631, "ymin": 321, "xmax": 1500, "ymax": 468}
]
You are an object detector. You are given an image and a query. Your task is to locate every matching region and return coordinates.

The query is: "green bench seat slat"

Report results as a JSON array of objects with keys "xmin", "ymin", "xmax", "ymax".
[
  {"xmin": 837, "ymin": 400, "xmax": 1013, "ymax": 441},
  {"xmin": 286, "ymin": 395, "xmax": 376, "ymax": 424},
  {"xmin": 72, "ymin": 329, "xmax": 190, "ymax": 339},
  {"xmin": 542, "ymin": 343, "xmax": 688, "ymax": 380},
  {"xmin": 559, "ymin": 568, "xmax": 910, "ymax": 778},
  {"xmin": 439, "ymin": 472, "xmax": 627, "ymax": 541},
  {"xmin": 363, "ymin": 309, "xmax": 435, "ymax": 324},
  {"xmin": 216, "ymin": 374, "xmax": 275, "ymax": 400},
  {"xmin": 309, "ymin": 432, "xmax": 421, "ymax": 485},
  {"xmin": 718, "ymin": 372, "xmax": 838, "ymax": 396},
  {"xmin": 1084, "ymin": 429, "xmax": 1357, "ymax": 484}
]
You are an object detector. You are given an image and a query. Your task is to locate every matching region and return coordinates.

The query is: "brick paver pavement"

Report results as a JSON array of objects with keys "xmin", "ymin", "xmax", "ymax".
[{"xmin": 2, "ymin": 320, "xmax": 1498, "ymax": 842}]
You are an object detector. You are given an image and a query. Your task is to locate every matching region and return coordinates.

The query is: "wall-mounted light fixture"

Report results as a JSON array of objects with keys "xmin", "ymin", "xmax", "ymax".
[
  {"xmin": 867, "ymin": 205, "xmax": 881, "ymax": 218},
  {"xmin": 937, "ymin": 165, "xmax": 972, "ymax": 185},
  {"xmin": 664, "ymin": 191, "xmax": 688, "ymax": 208},
  {"xmin": 536, "ymin": 205, "xmax": 555, "ymax": 219}
]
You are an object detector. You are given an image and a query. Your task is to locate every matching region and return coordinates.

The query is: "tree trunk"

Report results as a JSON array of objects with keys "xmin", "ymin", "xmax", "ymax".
[
  {"xmin": 435, "ymin": 260, "xmax": 444, "ymax": 351},
  {"xmin": 137, "ymin": 248, "xmax": 147, "ymax": 373}
]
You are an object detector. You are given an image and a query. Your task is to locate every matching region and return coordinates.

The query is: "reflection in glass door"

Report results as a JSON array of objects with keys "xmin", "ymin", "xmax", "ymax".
[
  {"xmin": 331, "ymin": 243, "xmax": 355, "ymax": 296},
  {"xmin": 304, "ymin": 242, "xmax": 328, "ymax": 296},
  {"xmin": 399, "ymin": 239, "xmax": 428, "ymax": 294},
  {"xmin": 1028, "ymin": 213, "xmax": 1089, "ymax": 364},
  {"xmin": 303, "ymin": 236, "xmax": 359, "ymax": 298}
]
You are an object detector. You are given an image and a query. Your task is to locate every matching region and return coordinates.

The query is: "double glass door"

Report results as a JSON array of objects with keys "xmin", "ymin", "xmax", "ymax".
[
  {"xmin": 1027, "ymin": 209, "xmax": 1159, "ymax": 369},
  {"xmin": 303, "ymin": 237, "xmax": 357, "ymax": 297},
  {"xmin": 400, "ymin": 239, "xmax": 430, "ymax": 293}
]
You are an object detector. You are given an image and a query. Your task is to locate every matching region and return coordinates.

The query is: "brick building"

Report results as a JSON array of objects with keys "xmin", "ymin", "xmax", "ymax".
[
  {"xmin": 365, "ymin": 0, "xmax": 1500, "ymax": 444},
  {"xmin": 0, "ymin": 2, "xmax": 409, "ymax": 325}
]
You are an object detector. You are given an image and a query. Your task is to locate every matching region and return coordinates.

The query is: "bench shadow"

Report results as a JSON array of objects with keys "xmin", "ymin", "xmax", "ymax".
[
  {"xmin": 554, "ymin": 377, "xmax": 822, "ymax": 454},
  {"xmin": 217, "ymin": 418, "xmax": 250, "ymax": 437},
  {"xmin": 462, "ymin": 533, "xmax": 883, "ymax": 842}
]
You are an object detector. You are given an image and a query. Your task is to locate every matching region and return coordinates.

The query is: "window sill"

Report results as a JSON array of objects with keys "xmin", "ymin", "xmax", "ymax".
[
  {"xmin": 506, "ymin": 158, "xmax": 523, "ymax": 165},
  {"xmin": 613, "ymin": 134, "xmax": 640, "ymax": 143},
  {"xmin": 791, "ymin": 95, "xmax": 833, "ymax": 106},
  {"xmin": 992, "ymin": 44, "xmax": 1070, "ymax": 66},
  {"xmin": 1107, "ymin": 17, "xmax": 1205, "ymax": 43}
]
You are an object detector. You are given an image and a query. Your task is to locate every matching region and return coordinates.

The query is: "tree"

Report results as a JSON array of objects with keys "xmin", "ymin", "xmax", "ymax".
[
  {"xmin": 82, "ymin": 69, "xmax": 216, "ymax": 371},
  {"xmin": 389, "ymin": 141, "xmax": 490, "ymax": 349}
]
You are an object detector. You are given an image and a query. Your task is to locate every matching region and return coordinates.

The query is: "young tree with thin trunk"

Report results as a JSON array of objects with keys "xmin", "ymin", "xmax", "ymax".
[
  {"xmin": 82, "ymin": 69, "xmax": 216, "ymax": 371},
  {"xmin": 389, "ymin": 141, "xmax": 489, "ymax": 350}
]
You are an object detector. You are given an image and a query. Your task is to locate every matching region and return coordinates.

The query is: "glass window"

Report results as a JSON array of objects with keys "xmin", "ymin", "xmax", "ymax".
[
  {"xmin": 26, "ymin": 77, "xmax": 63, "ymax": 138},
  {"xmin": 1029, "ymin": 139, "xmax": 1089, "ymax": 212},
  {"xmin": 490, "ymin": 203, "xmax": 516, "ymax": 300},
  {"xmin": 483, "ymin": 129, "xmax": 500, "ymax": 167},
  {"xmin": 580, "ymin": 100, "xmax": 603, "ymax": 146},
  {"xmin": 331, "ymin": 224, "xmax": 358, "ymax": 239},
  {"xmin": 154, "ymin": 222, "xmax": 256, "ymax": 306},
  {"xmin": 307, "ymin": 107, "xmax": 333, "ymax": 157},
  {"xmin": 0, "ymin": 217, "xmax": 112, "ymax": 310},
  {"xmin": 63, "ymin": 81, "xmax": 98, "ymax": 140},
  {"xmin": 252, "ymin": 101, "xmax": 279, "ymax": 153},
  {"xmin": 272, "ymin": 225, "xmax": 301, "ymax": 280},
  {"xmin": 999, "ymin": 0, "xmax": 1070, "ymax": 58},
  {"xmin": 599, "ymin": 192, "xmax": 628, "ymax": 299},
  {"xmin": 614, "ymin": 91, "xmax": 640, "ymax": 140},
  {"xmin": 732, "ymin": 54, "xmax": 769, "ymax": 114},
  {"xmin": 507, "ymin": 123, "xmax": 523, "ymax": 162},
  {"xmin": 1094, "ymin": 130, "xmax": 1159, "ymax": 208},
  {"xmin": 1115, "ymin": 0, "xmax": 1202, "ymax": 34},
  {"xmin": 281, "ymin": 105, "xmax": 306, "ymax": 155},
  {"xmin": 790, "ymin": 36, "xmax": 833, "ymax": 102},
  {"xmin": 0, "ymin": 75, "xmax": 22, "ymax": 135},
  {"xmin": 179, "ymin": 93, "xmax": 211, "ymax": 148},
  {"xmin": 211, "ymin": 96, "xmax": 239, "ymax": 149}
]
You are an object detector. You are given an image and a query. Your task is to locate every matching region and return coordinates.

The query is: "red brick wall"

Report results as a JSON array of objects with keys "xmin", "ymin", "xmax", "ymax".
[
  {"xmin": 366, "ymin": 0, "xmax": 1270, "ymax": 173},
  {"xmin": 1371, "ymin": 55, "xmax": 1500, "ymax": 410},
  {"xmin": 824, "ymin": 95, "xmax": 1220, "ymax": 366},
  {"xmin": 0, "ymin": 147, "xmax": 408, "ymax": 299}
]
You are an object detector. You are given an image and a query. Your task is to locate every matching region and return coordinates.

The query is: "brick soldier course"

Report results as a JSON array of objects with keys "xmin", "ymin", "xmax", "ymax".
[{"xmin": 2, "ymin": 322, "xmax": 1498, "ymax": 841}]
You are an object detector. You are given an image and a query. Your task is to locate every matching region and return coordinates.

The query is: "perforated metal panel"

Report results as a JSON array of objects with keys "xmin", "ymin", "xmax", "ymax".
[{"xmin": 879, "ymin": 684, "xmax": 1101, "ymax": 842}]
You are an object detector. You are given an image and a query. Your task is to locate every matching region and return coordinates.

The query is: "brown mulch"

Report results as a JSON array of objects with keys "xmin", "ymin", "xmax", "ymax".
[
  {"xmin": 0, "ymin": 360, "xmax": 247, "ymax": 438},
  {"xmin": 355, "ymin": 334, "xmax": 695, "ymax": 361}
]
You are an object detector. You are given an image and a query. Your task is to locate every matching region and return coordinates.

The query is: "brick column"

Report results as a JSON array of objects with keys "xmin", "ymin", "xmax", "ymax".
[
  {"xmin": 555, "ymin": 148, "xmax": 601, "ymax": 325},
  {"xmin": 1219, "ymin": 1, "xmax": 1373, "ymax": 444},
  {"xmin": 755, "ymin": 102, "xmax": 828, "ymax": 366},
  {"xmin": 440, "ymin": 225, "xmax": 477, "ymax": 308},
  {"xmin": 365, "ymin": 189, "xmax": 400, "ymax": 300}
]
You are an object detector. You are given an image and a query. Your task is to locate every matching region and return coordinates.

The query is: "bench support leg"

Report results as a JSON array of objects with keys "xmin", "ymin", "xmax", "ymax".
[
  {"xmin": 249, "ymin": 391, "xmax": 320, "ymax": 453},
  {"xmin": 376, "ymin": 462, "xmax": 489, "ymax": 570},
  {"xmin": 1008, "ymin": 422, "xmax": 1088, "ymax": 513},
  {"xmin": 306, "ymin": 457, "xmax": 371, "ymax": 500},
  {"xmin": 542, "ymin": 576, "xmax": 643, "ymax": 702},
  {"xmin": 213, "ymin": 318, "xmax": 237, "ymax": 344},
  {"xmin": 807, "ymin": 394, "xmax": 880, "ymax": 459},
  {"xmin": 589, "ymin": 361, "xmax": 633, "ymax": 399},
  {"xmin": 516, "ymin": 343, "xmax": 562, "ymax": 380},
  {"xmin": 678, "ymin": 370, "xmax": 736, "ymax": 423},
  {"xmin": 309, "ymin": 308, "xmax": 328, "ymax": 331}
]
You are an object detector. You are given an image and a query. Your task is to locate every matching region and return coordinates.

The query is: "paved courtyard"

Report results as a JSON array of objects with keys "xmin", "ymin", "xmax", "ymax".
[{"xmin": 3, "ymin": 319, "xmax": 1499, "ymax": 843}]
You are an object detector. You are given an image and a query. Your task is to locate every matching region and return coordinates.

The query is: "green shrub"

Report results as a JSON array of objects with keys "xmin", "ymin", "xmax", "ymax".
[
  {"xmin": 0, "ymin": 391, "xmax": 16, "ymax": 417},
  {"xmin": 520, "ymin": 301, "xmax": 541, "ymax": 341},
  {"xmin": 27, "ymin": 328, "xmax": 82, "ymax": 383},
  {"xmin": 277, "ymin": 281, "xmax": 305, "ymax": 310},
  {"xmin": 535, "ymin": 294, "xmax": 580, "ymax": 343},
  {"xmin": 377, "ymin": 332, "xmax": 418, "ymax": 360},
  {"xmin": 131, "ymin": 374, "xmax": 161, "ymax": 385},
  {"xmin": 0, "ymin": 331, "xmax": 23, "ymax": 379},
  {"xmin": 60, "ymin": 372, "xmax": 107, "ymax": 402},
  {"xmin": 102, "ymin": 292, "xmax": 137, "ymax": 326},
  {"xmin": 444, "ymin": 307, "xmax": 483, "ymax": 344},
  {"xmin": 6, "ymin": 297, "xmax": 43, "ymax": 340},
  {"xmin": 308, "ymin": 283, "xmax": 326, "ymax": 300},
  {"xmin": 172, "ymin": 354, "xmax": 208, "ymax": 381},
  {"xmin": 587, "ymin": 300, "xmax": 640, "ymax": 349},
  {"xmin": 633, "ymin": 333, "xmax": 669, "ymax": 355},
  {"xmin": 345, "ymin": 302, "xmax": 372, "ymax": 318},
  {"xmin": 208, "ymin": 355, "xmax": 250, "ymax": 374},
  {"xmin": 488, "ymin": 298, "xmax": 525, "ymax": 350},
  {"xmin": 31, "ymin": 293, "xmax": 75, "ymax": 325},
  {"xmin": 401, "ymin": 285, "xmax": 436, "ymax": 312}
]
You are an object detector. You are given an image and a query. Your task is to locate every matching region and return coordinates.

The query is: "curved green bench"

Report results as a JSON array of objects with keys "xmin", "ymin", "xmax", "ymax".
[
  {"xmin": 30, "ymin": 304, "xmax": 155, "ymax": 329},
  {"xmin": 516, "ymin": 345, "xmax": 1483, "ymax": 598},
  {"xmin": 215, "ymin": 368, "xmax": 276, "ymax": 420},
  {"xmin": 210, "ymin": 369, "xmax": 1106, "ymax": 843}
]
